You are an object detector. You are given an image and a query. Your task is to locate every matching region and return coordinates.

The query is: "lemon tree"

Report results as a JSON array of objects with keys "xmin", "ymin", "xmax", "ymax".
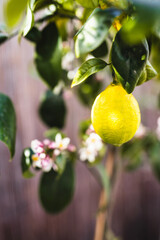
[{"xmin": 1, "ymin": 2, "xmax": 160, "ymax": 237}]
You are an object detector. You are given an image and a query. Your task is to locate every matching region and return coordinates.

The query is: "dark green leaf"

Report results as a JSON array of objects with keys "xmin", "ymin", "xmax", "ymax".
[
  {"xmin": 25, "ymin": 26, "xmax": 41, "ymax": 42},
  {"xmin": 0, "ymin": 93, "xmax": 16, "ymax": 159},
  {"xmin": 4, "ymin": 0, "xmax": 28, "ymax": 28},
  {"xmin": 75, "ymin": 8, "xmax": 121, "ymax": 57},
  {"xmin": 35, "ymin": 23, "xmax": 62, "ymax": 89},
  {"xmin": 71, "ymin": 58, "xmax": 107, "ymax": 87},
  {"xmin": 21, "ymin": 148, "xmax": 34, "ymax": 178},
  {"xmin": 39, "ymin": 90, "xmax": 66, "ymax": 128},
  {"xmin": 0, "ymin": 32, "xmax": 8, "ymax": 45},
  {"xmin": 39, "ymin": 161, "xmax": 75, "ymax": 214},
  {"xmin": 91, "ymin": 41, "xmax": 108, "ymax": 58},
  {"xmin": 111, "ymin": 28, "xmax": 149, "ymax": 93}
]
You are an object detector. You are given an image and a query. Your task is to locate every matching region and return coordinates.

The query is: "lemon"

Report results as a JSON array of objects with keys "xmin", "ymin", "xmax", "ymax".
[{"xmin": 91, "ymin": 84, "xmax": 141, "ymax": 146}]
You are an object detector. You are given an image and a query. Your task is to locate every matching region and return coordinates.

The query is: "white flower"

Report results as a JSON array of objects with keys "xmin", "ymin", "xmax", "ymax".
[
  {"xmin": 156, "ymin": 117, "xmax": 160, "ymax": 140},
  {"xmin": 86, "ymin": 133, "xmax": 103, "ymax": 151},
  {"xmin": 55, "ymin": 133, "xmax": 70, "ymax": 150},
  {"xmin": 32, "ymin": 154, "xmax": 42, "ymax": 168},
  {"xmin": 41, "ymin": 157, "xmax": 53, "ymax": 172},
  {"xmin": 79, "ymin": 146, "xmax": 97, "ymax": 163},
  {"xmin": 54, "ymin": 149, "xmax": 61, "ymax": 156},
  {"xmin": 31, "ymin": 139, "xmax": 43, "ymax": 153},
  {"xmin": 43, "ymin": 139, "xmax": 51, "ymax": 146},
  {"xmin": 86, "ymin": 124, "xmax": 95, "ymax": 135},
  {"xmin": 135, "ymin": 123, "xmax": 147, "ymax": 138},
  {"xmin": 32, "ymin": 153, "xmax": 55, "ymax": 172}
]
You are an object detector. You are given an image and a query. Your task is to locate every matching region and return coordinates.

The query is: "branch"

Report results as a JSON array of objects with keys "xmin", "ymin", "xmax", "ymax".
[{"xmin": 94, "ymin": 145, "xmax": 116, "ymax": 240}]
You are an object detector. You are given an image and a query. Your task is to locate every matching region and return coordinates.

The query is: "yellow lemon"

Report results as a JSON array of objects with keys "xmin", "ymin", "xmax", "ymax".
[{"xmin": 91, "ymin": 84, "xmax": 141, "ymax": 146}]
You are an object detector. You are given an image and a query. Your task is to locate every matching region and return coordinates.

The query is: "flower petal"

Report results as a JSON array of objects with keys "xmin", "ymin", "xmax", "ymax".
[{"xmin": 55, "ymin": 133, "xmax": 62, "ymax": 144}]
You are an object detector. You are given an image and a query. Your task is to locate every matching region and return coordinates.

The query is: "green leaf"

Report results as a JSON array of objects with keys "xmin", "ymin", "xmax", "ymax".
[
  {"xmin": 121, "ymin": 139, "xmax": 143, "ymax": 171},
  {"xmin": 150, "ymin": 36, "xmax": 160, "ymax": 77},
  {"xmin": 39, "ymin": 90, "xmax": 66, "ymax": 128},
  {"xmin": 111, "ymin": 28, "xmax": 149, "ymax": 93},
  {"xmin": 75, "ymin": 8, "xmax": 121, "ymax": 57},
  {"xmin": 137, "ymin": 61, "xmax": 157, "ymax": 85},
  {"xmin": 0, "ymin": 32, "xmax": 8, "ymax": 45},
  {"xmin": 25, "ymin": 26, "xmax": 41, "ymax": 42},
  {"xmin": 21, "ymin": 148, "xmax": 35, "ymax": 178},
  {"xmin": 121, "ymin": 1, "xmax": 160, "ymax": 44},
  {"xmin": 20, "ymin": 2, "xmax": 34, "ymax": 37},
  {"xmin": 91, "ymin": 41, "xmax": 108, "ymax": 58},
  {"xmin": 0, "ymin": 93, "xmax": 16, "ymax": 159},
  {"xmin": 96, "ymin": 164, "xmax": 110, "ymax": 197},
  {"xmin": 77, "ymin": 76, "xmax": 102, "ymax": 107},
  {"xmin": 146, "ymin": 60, "xmax": 157, "ymax": 81},
  {"xmin": 71, "ymin": 58, "xmax": 107, "ymax": 87},
  {"xmin": 35, "ymin": 23, "xmax": 62, "ymax": 89},
  {"xmin": 100, "ymin": 0, "xmax": 128, "ymax": 9},
  {"xmin": 76, "ymin": 0, "xmax": 99, "ymax": 8},
  {"xmin": 39, "ymin": 161, "xmax": 75, "ymax": 214},
  {"xmin": 4, "ymin": 0, "xmax": 28, "ymax": 28},
  {"xmin": 44, "ymin": 128, "xmax": 66, "ymax": 141},
  {"xmin": 79, "ymin": 119, "xmax": 91, "ymax": 137},
  {"xmin": 136, "ymin": 68, "xmax": 147, "ymax": 86},
  {"xmin": 55, "ymin": 154, "xmax": 67, "ymax": 175}
]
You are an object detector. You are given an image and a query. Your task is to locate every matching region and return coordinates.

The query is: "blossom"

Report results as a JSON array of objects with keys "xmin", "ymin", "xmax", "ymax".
[
  {"xmin": 86, "ymin": 132, "xmax": 103, "ymax": 151},
  {"xmin": 67, "ymin": 144, "xmax": 76, "ymax": 152},
  {"xmin": 79, "ymin": 129, "xmax": 104, "ymax": 163},
  {"xmin": 86, "ymin": 124, "xmax": 95, "ymax": 135},
  {"xmin": 41, "ymin": 156, "xmax": 53, "ymax": 172},
  {"xmin": 43, "ymin": 139, "xmax": 51, "ymax": 146},
  {"xmin": 55, "ymin": 133, "xmax": 70, "ymax": 150},
  {"xmin": 30, "ymin": 134, "xmax": 76, "ymax": 173},
  {"xmin": 79, "ymin": 146, "xmax": 97, "ymax": 163},
  {"xmin": 32, "ymin": 153, "xmax": 54, "ymax": 172},
  {"xmin": 31, "ymin": 139, "xmax": 44, "ymax": 154}
]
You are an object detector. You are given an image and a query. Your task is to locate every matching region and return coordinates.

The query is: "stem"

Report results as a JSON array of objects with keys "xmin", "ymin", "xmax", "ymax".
[
  {"xmin": 86, "ymin": 166, "xmax": 103, "ymax": 187},
  {"xmin": 94, "ymin": 145, "xmax": 116, "ymax": 240}
]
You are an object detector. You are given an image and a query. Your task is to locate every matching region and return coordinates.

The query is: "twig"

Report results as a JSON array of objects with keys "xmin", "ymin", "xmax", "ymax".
[{"xmin": 94, "ymin": 145, "xmax": 116, "ymax": 240}]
